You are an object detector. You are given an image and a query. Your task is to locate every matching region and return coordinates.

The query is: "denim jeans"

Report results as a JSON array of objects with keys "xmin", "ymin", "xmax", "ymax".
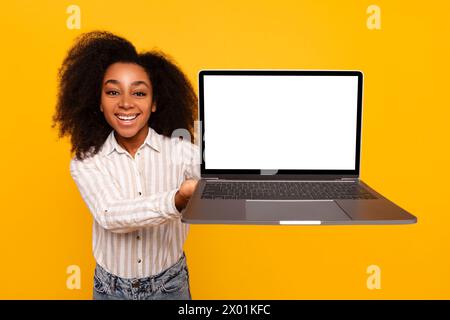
[{"xmin": 93, "ymin": 252, "xmax": 192, "ymax": 300}]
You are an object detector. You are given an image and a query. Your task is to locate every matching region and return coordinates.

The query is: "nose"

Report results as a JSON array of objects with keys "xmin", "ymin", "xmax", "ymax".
[{"xmin": 119, "ymin": 93, "xmax": 133, "ymax": 109}]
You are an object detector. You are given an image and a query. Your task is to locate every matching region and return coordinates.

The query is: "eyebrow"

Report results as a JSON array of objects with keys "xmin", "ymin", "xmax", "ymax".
[{"xmin": 104, "ymin": 79, "xmax": 150, "ymax": 88}]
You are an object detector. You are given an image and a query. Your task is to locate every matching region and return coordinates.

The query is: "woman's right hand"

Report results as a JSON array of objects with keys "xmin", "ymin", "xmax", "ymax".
[{"xmin": 175, "ymin": 179, "xmax": 198, "ymax": 212}]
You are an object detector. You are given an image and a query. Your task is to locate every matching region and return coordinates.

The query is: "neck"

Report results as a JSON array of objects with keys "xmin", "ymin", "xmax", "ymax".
[{"xmin": 115, "ymin": 125, "xmax": 149, "ymax": 158}]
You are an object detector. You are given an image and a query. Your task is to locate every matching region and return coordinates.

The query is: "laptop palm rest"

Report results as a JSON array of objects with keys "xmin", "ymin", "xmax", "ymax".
[{"xmin": 245, "ymin": 200, "xmax": 351, "ymax": 222}]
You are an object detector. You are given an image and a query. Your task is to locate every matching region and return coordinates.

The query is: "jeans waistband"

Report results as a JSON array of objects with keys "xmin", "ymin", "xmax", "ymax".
[{"xmin": 94, "ymin": 252, "xmax": 187, "ymax": 292}]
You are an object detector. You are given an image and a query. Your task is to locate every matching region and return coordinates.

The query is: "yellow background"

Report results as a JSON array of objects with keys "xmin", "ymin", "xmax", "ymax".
[{"xmin": 1, "ymin": 0, "xmax": 449, "ymax": 299}]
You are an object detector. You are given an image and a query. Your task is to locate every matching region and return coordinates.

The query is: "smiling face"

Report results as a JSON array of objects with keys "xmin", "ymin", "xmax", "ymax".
[{"xmin": 100, "ymin": 62, "xmax": 156, "ymax": 141}]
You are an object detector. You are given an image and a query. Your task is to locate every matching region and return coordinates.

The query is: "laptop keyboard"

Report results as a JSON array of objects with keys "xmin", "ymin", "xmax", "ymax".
[{"xmin": 201, "ymin": 181, "xmax": 377, "ymax": 200}]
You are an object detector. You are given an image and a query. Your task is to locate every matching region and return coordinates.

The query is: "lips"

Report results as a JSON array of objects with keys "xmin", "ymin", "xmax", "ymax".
[{"xmin": 115, "ymin": 113, "xmax": 140, "ymax": 124}]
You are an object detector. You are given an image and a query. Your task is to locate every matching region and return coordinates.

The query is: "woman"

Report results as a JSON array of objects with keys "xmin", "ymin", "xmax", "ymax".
[{"xmin": 53, "ymin": 30, "xmax": 200, "ymax": 300}]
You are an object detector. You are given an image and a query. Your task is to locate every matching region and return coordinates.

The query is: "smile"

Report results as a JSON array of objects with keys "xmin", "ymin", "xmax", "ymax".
[{"xmin": 115, "ymin": 113, "xmax": 140, "ymax": 122}]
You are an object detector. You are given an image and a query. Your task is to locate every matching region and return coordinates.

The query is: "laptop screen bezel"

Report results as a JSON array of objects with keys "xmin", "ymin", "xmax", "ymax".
[{"xmin": 198, "ymin": 70, "xmax": 363, "ymax": 179}]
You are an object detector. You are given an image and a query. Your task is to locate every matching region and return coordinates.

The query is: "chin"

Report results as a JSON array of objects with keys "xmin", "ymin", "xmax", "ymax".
[{"xmin": 114, "ymin": 127, "xmax": 140, "ymax": 139}]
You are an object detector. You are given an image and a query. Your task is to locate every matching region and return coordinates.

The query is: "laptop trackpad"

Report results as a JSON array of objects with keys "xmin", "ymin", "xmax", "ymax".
[{"xmin": 245, "ymin": 200, "xmax": 350, "ymax": 222}]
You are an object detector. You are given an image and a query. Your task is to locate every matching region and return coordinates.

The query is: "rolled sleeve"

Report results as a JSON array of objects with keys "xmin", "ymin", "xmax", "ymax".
[{"xmin": 70, "ymin": 157, "xmax": 181, "ymax": 233}]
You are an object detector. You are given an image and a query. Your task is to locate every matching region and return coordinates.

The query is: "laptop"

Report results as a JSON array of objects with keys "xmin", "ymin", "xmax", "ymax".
[{"xmin": 182, "ymin": 70, "xmax": 417, "ymax": 225}]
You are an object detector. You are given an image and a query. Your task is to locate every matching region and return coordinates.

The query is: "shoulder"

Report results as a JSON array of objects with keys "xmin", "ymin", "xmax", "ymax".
[
  {"xmin": 171, "ymin": 136, "xmax": 200, "ymax": 157},
  {"xmin": 154, "ymin": 130, "xmax": 200, "ymax": 166},
  {"xmin": 152, "ymin": 128, "xmax": 199, "ymax": 154},
  {"xmin": 69, "ymin": 150, "xmax": 102, "ymax": 174},
  {"xmin": 70, "ymin": 131, "xmax": 114, "ymax": 173}
]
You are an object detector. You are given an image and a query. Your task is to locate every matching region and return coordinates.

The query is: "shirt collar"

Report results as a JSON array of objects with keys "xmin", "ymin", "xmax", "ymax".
[{"xmin": 101, "ymin": 127, "xmax": 161, "ymax": 157}]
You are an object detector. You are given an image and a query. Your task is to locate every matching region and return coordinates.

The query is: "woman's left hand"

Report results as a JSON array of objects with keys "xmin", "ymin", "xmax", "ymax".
[{"xmin": 175, "ymin": 179, "xmax": 199, "ymax": 211}]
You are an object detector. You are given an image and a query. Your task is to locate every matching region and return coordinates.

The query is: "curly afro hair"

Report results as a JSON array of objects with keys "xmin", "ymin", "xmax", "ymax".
[{"xmin": 52, "ymin": 30, "xmax": 198, "ymax": 160}]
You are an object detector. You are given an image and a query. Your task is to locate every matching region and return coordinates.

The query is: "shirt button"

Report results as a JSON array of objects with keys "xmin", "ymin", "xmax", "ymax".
[
  {"xmin": 136, "ymin": 235, "xmax": 141, "ymax": 240},
  {"xmin": 138, "ymin": 192, "xmax": 142, "ymax": 196},
  {"xmin": 137, "ymin": 259, "xmax": 142, "ymax": 264}
]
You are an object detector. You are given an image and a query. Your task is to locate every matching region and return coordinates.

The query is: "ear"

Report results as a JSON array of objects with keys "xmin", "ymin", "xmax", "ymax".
[
  {"xmin": 151, "ymin": 102, "xmax": 157, "ymax": 112},
  {"xmin": 100, "ymin": 105, "xmax": 103, "ymax": 112}
]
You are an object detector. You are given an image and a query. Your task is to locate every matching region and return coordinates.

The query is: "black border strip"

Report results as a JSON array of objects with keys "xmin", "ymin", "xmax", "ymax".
[{"xmin": 198, "ymin": 70, "xmax": 363, "ymax": 179}]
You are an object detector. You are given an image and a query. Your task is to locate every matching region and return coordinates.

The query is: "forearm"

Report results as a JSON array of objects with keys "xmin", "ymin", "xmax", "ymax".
[
  {"xmin": 70, "ymin": 158, "xmax": 189, "ymax": 234},
  {"xmin": 102, "ymin": 189, "xmax": 187, "ymax": 234},
  {"xmin": 90, "ymin": 189, "xmax": 181, "ymax": 232}
]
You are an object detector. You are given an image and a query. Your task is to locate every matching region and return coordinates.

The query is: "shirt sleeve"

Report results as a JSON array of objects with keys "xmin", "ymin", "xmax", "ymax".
[{"xmin": 70, "ymin": 156, "xmax": 180, "ymax": 233}]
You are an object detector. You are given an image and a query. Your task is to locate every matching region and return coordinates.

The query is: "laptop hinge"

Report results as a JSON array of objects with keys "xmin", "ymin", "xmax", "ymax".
[
  {"xmin": 339, "ymin": 177, "xmax": 358, "ymax": 181},
  {"xmin": 204, "ymin": 177, "xmax": 219, "ymax": 180}
]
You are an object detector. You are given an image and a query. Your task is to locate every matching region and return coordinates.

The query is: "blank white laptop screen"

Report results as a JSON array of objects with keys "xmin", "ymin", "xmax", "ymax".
[{"xmin": 203, "ymin": 74, "xmax": 359, "ymax": 170}]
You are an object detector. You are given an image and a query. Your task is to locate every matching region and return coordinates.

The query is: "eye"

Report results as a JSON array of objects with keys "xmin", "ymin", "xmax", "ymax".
[
  {"xmin": 106, "ymin": 90, "xmax": 119, "ymax": 96},
  {"xmin": 134, "ymin": 91, "xmax": 146, "ymax": 97}
]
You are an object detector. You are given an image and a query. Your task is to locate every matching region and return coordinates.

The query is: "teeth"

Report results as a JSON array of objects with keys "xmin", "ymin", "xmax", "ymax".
[{"xmin": 117, "ymin": 114, "xmax": 138, "ymax": 121}]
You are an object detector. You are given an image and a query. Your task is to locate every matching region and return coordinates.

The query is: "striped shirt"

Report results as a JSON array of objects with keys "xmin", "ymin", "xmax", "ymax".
[{"xmin": 70, "ymin": 127, "xmax": 200, "ymax": 279}]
